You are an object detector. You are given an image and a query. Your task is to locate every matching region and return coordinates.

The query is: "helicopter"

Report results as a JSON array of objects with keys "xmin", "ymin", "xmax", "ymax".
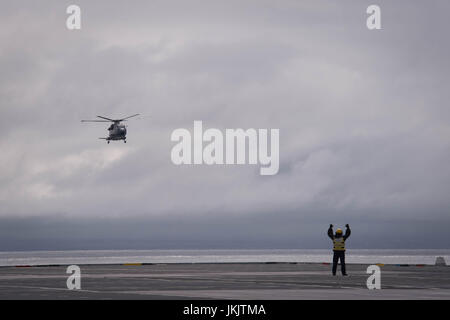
[{"xmin": 81, "ymin": 114, "xmax": 140, "ymax": 143}]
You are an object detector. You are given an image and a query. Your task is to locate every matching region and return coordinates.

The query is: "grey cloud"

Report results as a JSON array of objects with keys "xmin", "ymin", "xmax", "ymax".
[{"xmin": 1, "ymin": 0, "xmax": 450, "ymax": 249}]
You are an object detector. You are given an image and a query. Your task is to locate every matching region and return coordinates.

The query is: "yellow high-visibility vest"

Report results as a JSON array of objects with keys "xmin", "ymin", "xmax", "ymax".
[{"xmin": 333, "ymin": 237, "xmax": 345, "ymax": 251}]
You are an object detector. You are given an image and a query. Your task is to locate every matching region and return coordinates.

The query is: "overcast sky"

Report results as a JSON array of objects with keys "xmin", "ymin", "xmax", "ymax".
[{"xmin": 1, "ymin": 0, "xmax": 449, "ymax": 250}]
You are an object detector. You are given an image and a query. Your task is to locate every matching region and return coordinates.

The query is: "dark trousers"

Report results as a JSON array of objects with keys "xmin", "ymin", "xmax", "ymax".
[{"xmin": 332, "ymin": 251, "xmax": 346, "ymax": 275}]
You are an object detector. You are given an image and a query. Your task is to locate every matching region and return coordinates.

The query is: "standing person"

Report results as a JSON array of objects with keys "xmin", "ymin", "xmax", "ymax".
[{"xmin": 327, "ymin": 224, "xmax": 351, "ymax": 276}]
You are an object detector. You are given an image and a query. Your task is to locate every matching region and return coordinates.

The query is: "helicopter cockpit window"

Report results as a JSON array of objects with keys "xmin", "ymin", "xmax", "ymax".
[{"xmin": 108, "ymin": 124, "xmax": 113, "ymax": 130}]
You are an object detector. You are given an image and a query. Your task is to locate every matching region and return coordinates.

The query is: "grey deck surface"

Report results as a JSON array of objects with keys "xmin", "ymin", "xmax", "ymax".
[{"xmin": 0, "ymin": 263, "xmax": 449, "ymax": 299}]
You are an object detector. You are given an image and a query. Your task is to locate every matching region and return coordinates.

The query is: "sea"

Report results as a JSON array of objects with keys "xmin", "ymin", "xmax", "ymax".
[{"xmin": 0, "ymin": 249, "xmax": 449, "ymax": 266}]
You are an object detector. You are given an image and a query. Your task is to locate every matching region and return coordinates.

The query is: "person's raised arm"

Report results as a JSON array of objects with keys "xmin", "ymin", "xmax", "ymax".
[
  {"xmin": 343, "ymin": 224, "xmax": 351, "ymax": 240},
  {"xmin": 328, "ymin": 224, "xmax": 334, "ymax": 240}
]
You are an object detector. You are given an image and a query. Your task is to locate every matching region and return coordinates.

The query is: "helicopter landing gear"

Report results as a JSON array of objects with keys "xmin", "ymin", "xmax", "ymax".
[
  {"xmin": 107, "ymin": 140, "xmax": 110, "ymax": 144},
  {"xmin": 124, "ymin": 140, "xmax": 127, "ymax": 143}
]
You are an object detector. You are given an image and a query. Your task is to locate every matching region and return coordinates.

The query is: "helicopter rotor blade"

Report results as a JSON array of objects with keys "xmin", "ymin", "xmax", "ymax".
[
  {"xmin": 118, "ymin": 113, "xmax": 140, "ymax": 121},
  {"xmin": 97, "ymin": 115, "xmax": 115, "ymax": 122},
  {"xmin": 82, "ymin": 114, "xmax": 140, "ymax": 123}
]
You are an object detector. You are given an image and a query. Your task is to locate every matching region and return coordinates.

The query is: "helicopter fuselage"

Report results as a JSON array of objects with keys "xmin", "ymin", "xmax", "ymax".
[
  {"xmin": 81, "ymin": 113, "xmax": 139, "ymax": 144},
  {"xmin": 107, "ymin": 123, "xmax": 127, "ymax": 141}
]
